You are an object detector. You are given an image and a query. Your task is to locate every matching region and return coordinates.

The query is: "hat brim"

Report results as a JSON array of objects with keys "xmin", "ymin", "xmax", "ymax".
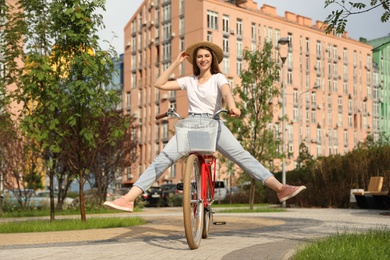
[{"xmin": 185, "ymin": 41, "xmax": 224, "ymax": 64}]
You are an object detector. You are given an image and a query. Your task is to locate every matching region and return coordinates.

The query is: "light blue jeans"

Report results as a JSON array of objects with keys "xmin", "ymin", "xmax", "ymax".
[{"xmin": 133, "ymin": 115, "xmax": 274, "ymax": 192}]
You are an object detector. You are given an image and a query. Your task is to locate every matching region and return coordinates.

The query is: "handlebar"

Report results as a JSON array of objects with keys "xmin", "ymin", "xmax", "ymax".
[{"xmin": 155, "ymin": 108, "xmax": 230, "ymax": 120}]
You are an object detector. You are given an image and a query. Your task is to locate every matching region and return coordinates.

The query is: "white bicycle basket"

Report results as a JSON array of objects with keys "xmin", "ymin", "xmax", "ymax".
[{"xmin": 174, "ymin": 118, "xmax": 218, "ymax": 154}]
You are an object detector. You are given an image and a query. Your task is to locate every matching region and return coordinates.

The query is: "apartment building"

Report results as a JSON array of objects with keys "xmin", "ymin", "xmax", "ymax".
[
  {"xmin": 1, "ymin": 0, "xmax": 24, "ymax": 192},
  {"xmin": 368, "ymin": 36, "xmax": 390, "ymax": 138},
  {"xmin": 121, "ymin": 0, "xmax": 378, "ymax": 187},
  {"xmin": 1, "ymin": 0, "xmax": 23, "ymax": 119}
]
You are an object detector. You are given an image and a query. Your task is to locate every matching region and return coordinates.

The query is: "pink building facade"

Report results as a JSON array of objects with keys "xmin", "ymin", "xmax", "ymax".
[{"xmin": 120, "ymin": 0, "xmax": 377, "ymax": 187}]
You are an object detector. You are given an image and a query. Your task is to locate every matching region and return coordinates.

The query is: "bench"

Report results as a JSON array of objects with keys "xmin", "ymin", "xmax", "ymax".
[{"xmin": 353, "ymin": 177, "xmax": 390, "ymax": 210}]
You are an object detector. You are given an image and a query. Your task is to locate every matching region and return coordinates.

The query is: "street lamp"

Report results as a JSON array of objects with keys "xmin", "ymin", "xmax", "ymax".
[
  {"xmin": 298, "ymin": 85, "xmax": 320, "ymax": 144},
  {"xmin": 277, "ymin": 37, "xmax": 289, "ymax": 208}
]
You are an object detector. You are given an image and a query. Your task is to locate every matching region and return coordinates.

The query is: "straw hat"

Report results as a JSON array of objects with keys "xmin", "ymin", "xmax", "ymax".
[{"xmin": 185, "ymin": 41, "xmax": 224, "ymax": 64}]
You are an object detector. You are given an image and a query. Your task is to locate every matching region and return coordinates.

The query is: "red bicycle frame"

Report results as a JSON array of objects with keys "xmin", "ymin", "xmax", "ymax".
[{"xmin": 195, "ymin": 154, "xmax": 216, "ymax": 207}]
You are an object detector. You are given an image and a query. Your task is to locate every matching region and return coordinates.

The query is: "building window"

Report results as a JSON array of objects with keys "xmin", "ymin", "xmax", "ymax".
[
  {"xmin": 251, "ymin": 23, "xmax": 256, "ymax": 41},
  {"xmin": 333, "ymin": 63, "xmax": 338, "ymax": 78},
  {"xmin": 293, "ymin": 107, "xmax": 298, "ymax": 122},
  {"xmin": 236, "ymin": 60, "xmax": 242, "ymax": 75},
  {"xmin": 257, "ymin": 24, "xmax": 262, "ymax": 43},
  {"xmin": 316, "ymin": 128, "xmax": 321, "ymax": 142},
  {"xmin": 180, "ymin": 17, "xmax": 184, "ymax": 35},
  {"xmin": 236, "ymin": 19, "xmax": 243, "ymax": 37},
  {"xmin": 287, "ymin": 71, "xmax": 293, "ymax": 84},
  {"xmin": 311, "ymin": 110, "xmax": 316, "ymax": 124},
  {"xmin": 162, "ymin": 123, "xmax": 168, "ymax": 139},
  {"xmin": 207, "ymin": 10, "xmax": 218, "ymax": 30},
  {"xmin": 333, "ymin": 80, "xmax": 338, "ymax": 93},
  {"xmin": 343, "ymin": 48, "xmax": 348, "ymax": 64},
  {"xmin": 223, "ymin": 37, "xmax": 229, "ymax": 54},
  {"xmin": 163, "ymin": 42, "xmax": 171, "ymax": 61},
  {"xmin": 207, "ymin": 31, "xmax": 212, "ymax": 42},
  {"xmin": 343, "ymin": 130, "xmax": 348, "ymax": 147},
  {"xmin": 180, "ymin": 0, "xmax": 184, "ymax": 14},
  {"xmin": 333, "ymin": 130, "xmax": 338, "ymax": 146},
  {"xmin": 223, "ymin": 59, "xmax": 229, "ymax": 74},
  {"xmin": 274, "ymin": 29, "xmax": 280, "ymax": 46},
  {"xmin": 305, "ymin": 38, "xmax": 309, "ymax": 53},
  {"xmin": 328, "ymin": 111, "xmax": 332, "ymax": 126},
  {"xmin": 126, "ymin": 92, "xmax": 131, "ymax": 111},
  {"xmin": 163, "ymin": 23, "xmax": 171, "ymax": 41},
  {"xmin": 267, "ymin": 27, "xmax": 273, "ymax": 43},
  {"xmin": 333, "ymin": 45, "xmax": 338, "ymax": 61},
  {"xmin": 337, "ymin": 96, "xmax": 342, "ymax": 112},
  {"xmin": 237, "ymin": 41, "xmax": 243, "ymax": 58},
  {"xmin": 223, "ymin": 15, "xmax": 229, "ymax": 33},
  {"xmin": 316, "ymin": 41, "xmax": 321, "ymax": 57},
  {"xmin": 162, "ymin": 3, "xmax": 171, "ymax": 21},
  {"xmin": 131, "ymin": 73, "xmax": 136, "ymax": 89}
]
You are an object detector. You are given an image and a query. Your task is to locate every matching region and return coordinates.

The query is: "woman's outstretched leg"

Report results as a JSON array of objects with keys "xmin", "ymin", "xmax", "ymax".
[
  {"xmin": 103, "ymin": 136, "xmax": 182, "ymax": 212},
  {"xmin": 103, "ymin": 186, "xmax": 142, "ymax": 212},
  {"xmin": 217, "ymin": 122, "xmax": 306, "ymax": 202},
  {"xmin": 264, "ymin": 176, "xmax": 306, "ymax": 202}
]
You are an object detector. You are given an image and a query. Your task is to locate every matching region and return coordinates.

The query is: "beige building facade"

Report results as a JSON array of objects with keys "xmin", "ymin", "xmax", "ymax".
[{"xmin": 121, "ymin": 0, "xmax": 377, "ymax": 188}]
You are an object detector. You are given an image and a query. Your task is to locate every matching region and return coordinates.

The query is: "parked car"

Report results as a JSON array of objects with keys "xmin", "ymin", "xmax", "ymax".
[
  {"xmin": 33, "ymin": 191, "xmax": 74, "ymax": 208},
  {"xmin": 214, "ymin": 181, "xmax": 227, "ymax": 201},
  {"xmin": 2, "ymin": 189, "xmax": 36, "ymax": 207},
  {"xmin": 227, "ymin": 186, "xmax": 240, "ymax": 196},
  {"xmin": 161, "ymin": 183, "xmax": 183, "ymax": 206},
  {"xmin": 142, "ymin": 186, "xmax": 163, "ymax": 207}
]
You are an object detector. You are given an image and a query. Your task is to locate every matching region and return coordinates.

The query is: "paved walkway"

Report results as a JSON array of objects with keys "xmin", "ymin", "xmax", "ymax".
[{"xmin": 0, "ymin": 207, "xmax": 389, "ymax": 259}]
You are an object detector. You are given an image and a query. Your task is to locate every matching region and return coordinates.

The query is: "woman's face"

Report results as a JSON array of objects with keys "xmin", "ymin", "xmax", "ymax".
[{"xmin": 195, "ymin": 48, "xmax": 213, "ymax": 72}]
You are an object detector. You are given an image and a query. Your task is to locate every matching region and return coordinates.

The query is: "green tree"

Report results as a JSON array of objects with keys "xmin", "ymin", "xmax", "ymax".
[
  {"xmin": 224, "ymin": 41, "xmax": 282, "ymax": 209},
  {"xmin": 324, "ymin": 0, "xmax": 390, "ymax": 34},
  {"xmin": 2, "ymin": 0, "xmax": 123, "ymax": 221},
  {"xmin": 296, "ymin": 142, "xmax": 314, "ymax": 169},
  {"xmin": 82, "ymin": 112, "xmax": 137, "ymax": 205}
]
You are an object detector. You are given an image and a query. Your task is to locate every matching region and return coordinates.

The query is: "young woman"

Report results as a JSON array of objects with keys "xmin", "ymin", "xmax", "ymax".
[{"xmin": 103, "ymin": 41, "xmax": 306, "ymax": 212}]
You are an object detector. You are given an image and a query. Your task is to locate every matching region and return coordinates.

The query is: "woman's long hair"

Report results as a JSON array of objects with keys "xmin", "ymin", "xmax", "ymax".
[{"xmin": 192, "ymin": 46, "xmax": 222, "ymax": 76}]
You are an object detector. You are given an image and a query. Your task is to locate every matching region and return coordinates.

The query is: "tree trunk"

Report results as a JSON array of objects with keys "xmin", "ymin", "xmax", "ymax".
[
  {"xmin": 49, "ymin": 169, "xmax": 55, "ymax": 221},
  {"xmin": 249, "ymin": 179, "xmax": 256, "ymax": 210},
  {"xmin": 79, "ymin": 169, "xmax": 86, "ymax": 221}
]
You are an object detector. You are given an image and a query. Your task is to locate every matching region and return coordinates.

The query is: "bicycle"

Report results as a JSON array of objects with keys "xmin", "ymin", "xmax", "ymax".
[{"xmin": 155, "ymin": 107, "xmax": 229, "ymax": 249}]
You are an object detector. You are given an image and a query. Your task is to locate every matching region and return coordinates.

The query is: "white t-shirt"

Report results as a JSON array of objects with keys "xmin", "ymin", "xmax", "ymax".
[{"xmin": 177, "ymin": 73, "xmax": 229, "ymax": 114}]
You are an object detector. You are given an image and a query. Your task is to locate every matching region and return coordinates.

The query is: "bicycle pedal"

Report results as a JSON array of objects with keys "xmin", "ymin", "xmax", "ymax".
[{"xmin": 213, "ymin": 221, "xmax": 226, "ymax": 225}]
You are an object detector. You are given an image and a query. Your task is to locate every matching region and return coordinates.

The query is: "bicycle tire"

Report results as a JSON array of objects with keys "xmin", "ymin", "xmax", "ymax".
[
  {"xmin": 202, "ymin": 177, "xmax": 212, "ymax": 239},
  {"xmin": 183, "ymin": 154, "xmax": 204, "ymax": 250}
]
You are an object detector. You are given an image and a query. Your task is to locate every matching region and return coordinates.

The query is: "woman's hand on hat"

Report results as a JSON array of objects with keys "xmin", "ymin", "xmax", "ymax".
[{"xmin": 175, "ymin": 51, "xmax": 189, "ymax": 64}]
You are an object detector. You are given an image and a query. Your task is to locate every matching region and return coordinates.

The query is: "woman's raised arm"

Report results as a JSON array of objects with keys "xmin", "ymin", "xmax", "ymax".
[{"xmin": 154, "ymin": 51, "xmax": 188, "ymax": 90}]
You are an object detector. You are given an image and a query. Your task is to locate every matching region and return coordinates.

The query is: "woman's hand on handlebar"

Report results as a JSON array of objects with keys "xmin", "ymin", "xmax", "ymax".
[{"xmin": 229, "ymin": 107, "xmax": 241, "ymax": 117}]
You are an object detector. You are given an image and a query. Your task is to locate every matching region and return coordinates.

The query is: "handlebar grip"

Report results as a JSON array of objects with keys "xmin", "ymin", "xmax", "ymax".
[{"xmin": 155, "ymin": 112, "xmax": 168, "ymax": 120}]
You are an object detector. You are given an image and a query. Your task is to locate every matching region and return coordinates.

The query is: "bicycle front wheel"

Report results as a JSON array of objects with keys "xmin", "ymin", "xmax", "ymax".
[{"xmin": 183, "ymin": 154, "xmax": 204, "ymax": 250}]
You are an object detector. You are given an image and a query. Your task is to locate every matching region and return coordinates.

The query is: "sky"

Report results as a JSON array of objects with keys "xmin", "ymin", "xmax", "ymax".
[{"xmin": 97, "ymin": 0, "xmax": 390, "ymax": 54}]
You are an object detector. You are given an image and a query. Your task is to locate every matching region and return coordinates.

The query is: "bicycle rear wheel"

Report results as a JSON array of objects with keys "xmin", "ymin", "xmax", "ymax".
[{"xmin": 183, "ymin": 154, "xmax": 204, "ymax": 250}]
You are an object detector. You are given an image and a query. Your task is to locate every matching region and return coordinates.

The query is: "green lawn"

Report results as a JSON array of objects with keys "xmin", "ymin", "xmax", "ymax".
[
  {"xmin": 0, "ymin": 206, "xmax": 141, "ymax": 218},
  {"xmin": 0, "ymin": 217, "xmax": 146, "ymax": 233},
  {"xmin": 293, "ymin": 229, "xmax": 390, "ymax": 260}
]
